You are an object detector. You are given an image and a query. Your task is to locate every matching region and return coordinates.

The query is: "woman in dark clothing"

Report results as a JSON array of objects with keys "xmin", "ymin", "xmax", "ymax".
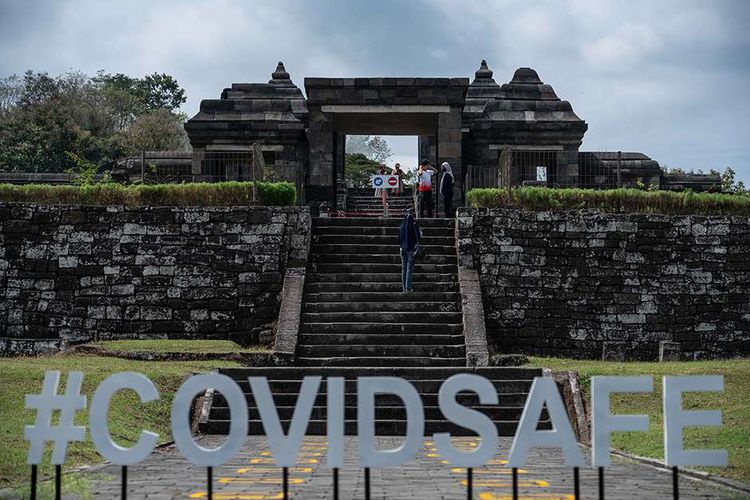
[
  {"xmin": 398, "ymin": 210, "xmax": 420, "ymax": 292},
  {"xmin": 440, "ymin": 162, "xmax": 455, "ymax": 218}
]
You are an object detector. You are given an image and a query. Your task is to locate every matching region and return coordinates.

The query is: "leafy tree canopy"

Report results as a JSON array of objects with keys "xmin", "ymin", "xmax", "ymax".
[
  {"xmin": 344, "ymin": 153, "xmax": 381, "ymax": 188},
  {"xmin": 0, "ymin": 70, "xmax": 188, "ymax": 174}
]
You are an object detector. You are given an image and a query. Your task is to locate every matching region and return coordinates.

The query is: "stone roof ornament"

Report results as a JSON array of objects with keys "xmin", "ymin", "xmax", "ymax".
[
  {"xmin": 475, "ymin": 60, "xmax": 493, "ymax": 80},
  {"xmin": 510, "ymin": 67, "xmax": 542, "ymax": 84},
  {"xmin": 270, "ymin": 61, "xmax": 291, "ymax": 84}
]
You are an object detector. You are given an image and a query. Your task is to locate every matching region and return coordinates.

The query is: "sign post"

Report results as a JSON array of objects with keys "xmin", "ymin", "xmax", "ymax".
[{"xmin": 371, "ymin": 175, "xmax": 400, "ymax": 217}]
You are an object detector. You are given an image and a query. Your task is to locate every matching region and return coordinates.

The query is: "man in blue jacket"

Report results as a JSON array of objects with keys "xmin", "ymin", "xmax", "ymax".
[{"xmin": 398, "ymin": 209, "xmax": 420, "ymax": 292}]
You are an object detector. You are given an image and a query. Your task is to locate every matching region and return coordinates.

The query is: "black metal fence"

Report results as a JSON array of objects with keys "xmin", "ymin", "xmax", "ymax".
[{"xmin": 465, "ymin": 151, "xmax": 643, "ymax": 191}]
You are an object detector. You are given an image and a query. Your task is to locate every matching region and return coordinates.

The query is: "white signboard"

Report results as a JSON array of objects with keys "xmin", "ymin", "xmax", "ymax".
[
  {"xmin": 536, "ymin": 166, "xmax": 547, "ymax": 182},
  {"xmin": 371, "ymin": 175, "xmax": 400, "ymax": 189}
]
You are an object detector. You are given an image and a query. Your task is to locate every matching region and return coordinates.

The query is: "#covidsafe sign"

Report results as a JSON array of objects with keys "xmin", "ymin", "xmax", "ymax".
[{"xmin": 25, "ymin": 372, "xmax": 728, "ymax": 469}]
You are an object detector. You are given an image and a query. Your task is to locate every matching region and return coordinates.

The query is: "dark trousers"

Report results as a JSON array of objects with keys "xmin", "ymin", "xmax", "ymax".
[
  {"xmin": 443, "ymin": 192, "xmax": 454, "ymax": 218},
  {"xmin": 419, "ymin": 190, "xmax": 433, "ymax": 218},
  {"xmin": 400, "ymin": 248, "xmax": 415, "ymax": 291}
]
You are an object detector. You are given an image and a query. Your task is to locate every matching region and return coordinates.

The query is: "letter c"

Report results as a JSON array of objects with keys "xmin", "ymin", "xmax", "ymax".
[{"xmin": 90, "ymin": 372, "xmax": 160, "ymax": 465}]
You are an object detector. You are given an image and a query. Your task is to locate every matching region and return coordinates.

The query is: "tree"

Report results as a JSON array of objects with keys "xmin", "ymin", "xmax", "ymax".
[
  {"xmin": 368, "ymin": 136, "xmax": 392, "ymax": 163},
  {"xmin": 120, "ymin": 109, "xmax": 189, "ymax": 153},
  {"xmin": 345, "ymin": 153, "xmax": 381, "ymax": 188},
  {"xmin": 0, "ymin": 69, "xmax": 189, "ymax": 174},
  {"xmin": 345, "ymin": 135, "xmax": 392, "ymax": 164},
  {"xmin": 140, "ymin": 73, "xmax": 186, "ymax": 111},
  {"xmin": 710, "ymin": 167, "xmax": 747, "ymax": 194}
]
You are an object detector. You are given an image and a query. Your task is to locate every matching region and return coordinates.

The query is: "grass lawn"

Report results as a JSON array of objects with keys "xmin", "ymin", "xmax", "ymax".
[
  {"xmin": 89, "ymin": 339, "xmax": 269, "ymax": 354},
  {"xmin": 0, "ymin": 353, "xmax": 241, "ymax": 490},
  {"xmin": 531, "ymin": 357, "xmax": 750, "ymax": 483}
]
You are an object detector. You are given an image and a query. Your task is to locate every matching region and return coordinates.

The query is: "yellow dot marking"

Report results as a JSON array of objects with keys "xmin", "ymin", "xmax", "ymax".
[
  {"xmin": 451, "ymin": 468, "xmax": 527, "ymax": 474},
  {"xmin": 462, "ymin": 479, "xmax": 550, "ymax": 487}
]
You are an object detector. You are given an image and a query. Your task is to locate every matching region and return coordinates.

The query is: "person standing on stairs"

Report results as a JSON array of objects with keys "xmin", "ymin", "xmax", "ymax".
[
  {"xmin": 398, "ymin": 209, "xmax": 420, "ymax": 292},
  {"xmin": 374, "ymin": 164, "xmax": 388, "ymax": 217},
  {"xmin": 417, "ymin": 159, "xmax": 437, "ymax": 218},
  {"xmin": 440, "ymin": 162, "xmax": 455, "ymax": 218},
  {"xmin": 392, "ymin": 163, "xmax": 405, "ymax": 195}
]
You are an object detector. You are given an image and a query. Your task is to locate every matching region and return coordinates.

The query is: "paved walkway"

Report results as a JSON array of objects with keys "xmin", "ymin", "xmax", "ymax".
[{"xmin": 87, "ymin": 437, "xmax": 737, "ymax": 499}]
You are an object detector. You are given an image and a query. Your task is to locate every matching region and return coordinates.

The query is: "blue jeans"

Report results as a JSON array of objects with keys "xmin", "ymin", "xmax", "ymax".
[{"xmin": 400, "ymin": 248, "xmax": 415, "ymax": 291}]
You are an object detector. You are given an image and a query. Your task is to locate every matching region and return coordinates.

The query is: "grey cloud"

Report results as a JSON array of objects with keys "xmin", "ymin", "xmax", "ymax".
[{"xmin": 0, "ymin": 0, "xmax": 747, "ymax": 180}]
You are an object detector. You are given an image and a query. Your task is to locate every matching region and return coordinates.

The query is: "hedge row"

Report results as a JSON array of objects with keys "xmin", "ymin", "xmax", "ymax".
[
  {"xmin": 0, "ymin": 181, "xmax": 297, "ymax": 207},
  {"xmin": 466, "ymin": 187, "xmax": 750, "ymax": 216}
]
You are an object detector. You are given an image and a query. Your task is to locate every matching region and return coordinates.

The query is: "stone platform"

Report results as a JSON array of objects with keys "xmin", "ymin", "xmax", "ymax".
[{"xmin": 83, "ymin": 436, "xmax": 738, "ymax": 499}]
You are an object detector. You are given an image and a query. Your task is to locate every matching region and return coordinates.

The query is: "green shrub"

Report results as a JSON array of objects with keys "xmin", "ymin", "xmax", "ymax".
[
  {"xmin": 256, "ymin": 181, "xmax": 296, "ymax": 206},
  {"xmin": 0, "ymin": 181, "xmax": 297, "ymax": 207},
  {"xmin": 466, "ymin": 187, "xmax": 750, "ymax": 216}
]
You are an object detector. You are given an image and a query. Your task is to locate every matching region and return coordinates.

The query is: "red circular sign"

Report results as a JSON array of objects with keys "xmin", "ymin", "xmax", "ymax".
[{"xmin": 387, "ymin": 176, "xmax": 398, "ymax": 186}]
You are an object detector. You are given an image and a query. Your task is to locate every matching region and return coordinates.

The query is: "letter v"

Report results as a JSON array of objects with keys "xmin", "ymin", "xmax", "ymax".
[{"xmin": 248, "ymin": 376, "xmax": 322, "ymax": 467}]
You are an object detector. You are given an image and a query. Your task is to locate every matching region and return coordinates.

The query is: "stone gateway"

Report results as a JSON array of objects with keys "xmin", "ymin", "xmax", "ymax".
[{"xmin": 185, "ymin": 61, "xmax": 719, "ymax": 210}]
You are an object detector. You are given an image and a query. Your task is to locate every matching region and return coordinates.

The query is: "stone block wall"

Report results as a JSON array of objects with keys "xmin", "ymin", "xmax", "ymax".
[
  {"xmin": 457, "ymin": 208, "xmax": 750, "ymax": 360},
  {"xmin": 0, "ymin": 204, "xmax": 311, "ymax": 354}
]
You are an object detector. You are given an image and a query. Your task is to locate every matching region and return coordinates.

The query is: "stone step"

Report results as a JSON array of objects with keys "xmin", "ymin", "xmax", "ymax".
[
  {"xmin": 212, "ymin": 392, "xmax": 533, "ymax": 408},
  {"xmin": 298, "ymin": 333, "xmax": 465, "ymax": 345},
  {"xmin": 228, "ymin": 378, "xmax": 531, "ymax": 394},
  {"xmin": 297, "ymin": 344, "xmax": 466, "ymax": 358},
  {"xmin": 219, "ymin": 366, "xmax": 543, "ymax": 379},
  {"xmin": 312, "ymin": 244, "xmax": 456, "ymax": 255},
  {"xmin": 298, "ymin": 356, "xmax": 466, "ymax": 367},
  {"xmin": 305, "ymin": 281, "xmax": 459, "ymax": 293},
  {"xmin": 301, "ymin": 312, "xmax": 462, "ymax": 324},
  {"xmin": 312, "ymin": 253, "xmax": 457, "ymax": 265},
  {"xmin": 302, "ymin": 291, "xmax": 461, "ymax": 303},
  {"xmin": 314, "ymin": 234, "xmax": 451, "ymax": 246},
  {"xmin": 209, "ymin": 406, "xmax": 538, "ymax": 422},
  {"xmin": 306, "ymin": 273, "xmax": 457, "ymax": 283},
  {"xmin": 299, "ymin": 322, "xmax": 462, "ymax": 334},
  {"xmin": 348, "ymin": 202, "xmax": 415, "ymax": 208},
  {"xmin": 302, "ymin": 302, "xmax": 460, "ymax": 313},
  {"xmin": 205, "ymin": 419, "xmax": 541, "ymax": 436},
  {"xmin": 313, "ymin": 226, "xmax": 453, "ymax": 237},
  {"xmin": 314, "ymin": 217, "xmax": 453, "ymax": 228},
  {"xmin": 311, "ymin": 263, "xmax": 458, "ymax": 274}
]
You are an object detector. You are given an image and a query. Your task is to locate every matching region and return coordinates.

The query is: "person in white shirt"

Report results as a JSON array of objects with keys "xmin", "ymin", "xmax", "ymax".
[{"xmin": 417, "ymin": 159, "xmax": 437, "ymax": 218}]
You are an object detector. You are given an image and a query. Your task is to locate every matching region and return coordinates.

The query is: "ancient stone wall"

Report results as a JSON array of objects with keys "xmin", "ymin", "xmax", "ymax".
[
  {"xmin": 457, "ymin": 208, "xmax": 750, "ymax": 360},
  {"xmin": 0, "ymin": 204, "xmax": 310, "ymax": 354}
]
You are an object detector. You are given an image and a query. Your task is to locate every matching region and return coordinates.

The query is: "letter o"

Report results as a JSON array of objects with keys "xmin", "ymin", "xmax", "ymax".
[{"xmin": 171, "ymin": 373, "xmax": 248, "ymax": 466}]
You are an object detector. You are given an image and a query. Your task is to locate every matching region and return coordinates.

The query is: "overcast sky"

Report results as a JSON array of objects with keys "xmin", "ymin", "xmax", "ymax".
[{"xmin": 1, "ymin": 0, "xmax": 748, "ymax": 180}]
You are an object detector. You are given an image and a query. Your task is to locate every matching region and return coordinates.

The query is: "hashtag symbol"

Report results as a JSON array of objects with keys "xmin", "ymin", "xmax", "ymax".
[{"xmin": 24, "ymin": 371, "xmax": 87, "ymax": 464}]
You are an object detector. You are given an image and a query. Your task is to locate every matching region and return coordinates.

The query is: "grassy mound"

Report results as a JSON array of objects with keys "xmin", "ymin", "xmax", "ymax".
[
  {"xmin": 0, "ymin": 181, "xmax": 297, "ymax": 207},
  {"xmin": 467, "ymin": 187, "xmax": 750, "ymax": 216}
]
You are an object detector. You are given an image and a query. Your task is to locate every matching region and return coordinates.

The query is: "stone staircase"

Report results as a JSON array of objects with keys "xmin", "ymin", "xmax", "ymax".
[
  {"xmin": 202, "ymin": 216, "xmax": 548, "ymax": 437},
  {"xmin": 204, "ymin": 367, "xmax": 546, "ymax": 436},
  {"xmin": 345, "ymin": 187, "xmax": 414, "ymax": 217},
  {"xmin": 299, "ymin": 217, "xmax": 464, "ymax": 367}
]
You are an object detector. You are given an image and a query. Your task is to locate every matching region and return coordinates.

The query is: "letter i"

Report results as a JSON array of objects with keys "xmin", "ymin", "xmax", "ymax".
[{"xmin": 327, "ymin": 377, "xmax": 345, "ymax": 468}]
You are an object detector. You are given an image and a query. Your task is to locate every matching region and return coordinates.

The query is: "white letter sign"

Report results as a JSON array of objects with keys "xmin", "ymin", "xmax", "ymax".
[
  {"xmin": 663, "ymin": 376, "xmax": 727, "ymax": 467},
  {"xmin": 90, "ymin": 372, "xmax": 159, "ymax": 464},
  {"xmin": 508, "ymin": 377, "xmax": 583, "ymax": 467},
  {"xmin": 358, "ymin": 377, "xmax": 424, "ymax": 467},
  {"xmin": 591, "ymin": 376, "xmax": 653, "ymax": 467}
]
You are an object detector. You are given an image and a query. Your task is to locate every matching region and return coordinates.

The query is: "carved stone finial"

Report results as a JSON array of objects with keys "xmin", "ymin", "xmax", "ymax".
[
  {"xmin": 271, "ymin": 61, "xmax": 290, "ymax": 81},
  {"xmin": 475, "ymin": 60, "xmax": 493, "ymax": 80}
]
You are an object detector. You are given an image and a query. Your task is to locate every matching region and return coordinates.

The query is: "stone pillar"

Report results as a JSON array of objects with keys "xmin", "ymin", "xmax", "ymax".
[
  {"xmin": 437, "ymin": 108, "xmax": 463, "ymax": 204},
  {"xmin": 192, "ymin": 147, "xmax": 205, "ymax": 178},
  {"xmin": 556, "ymin": 150, "xmax": 579, "ymax": 187},
  {"xmin": 306, "ymin": 108, "xmax": 335, "ymax": 202},
  {"xmin": 418, "ymin": 135, "xmax": 437, "ymax": 167}
]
